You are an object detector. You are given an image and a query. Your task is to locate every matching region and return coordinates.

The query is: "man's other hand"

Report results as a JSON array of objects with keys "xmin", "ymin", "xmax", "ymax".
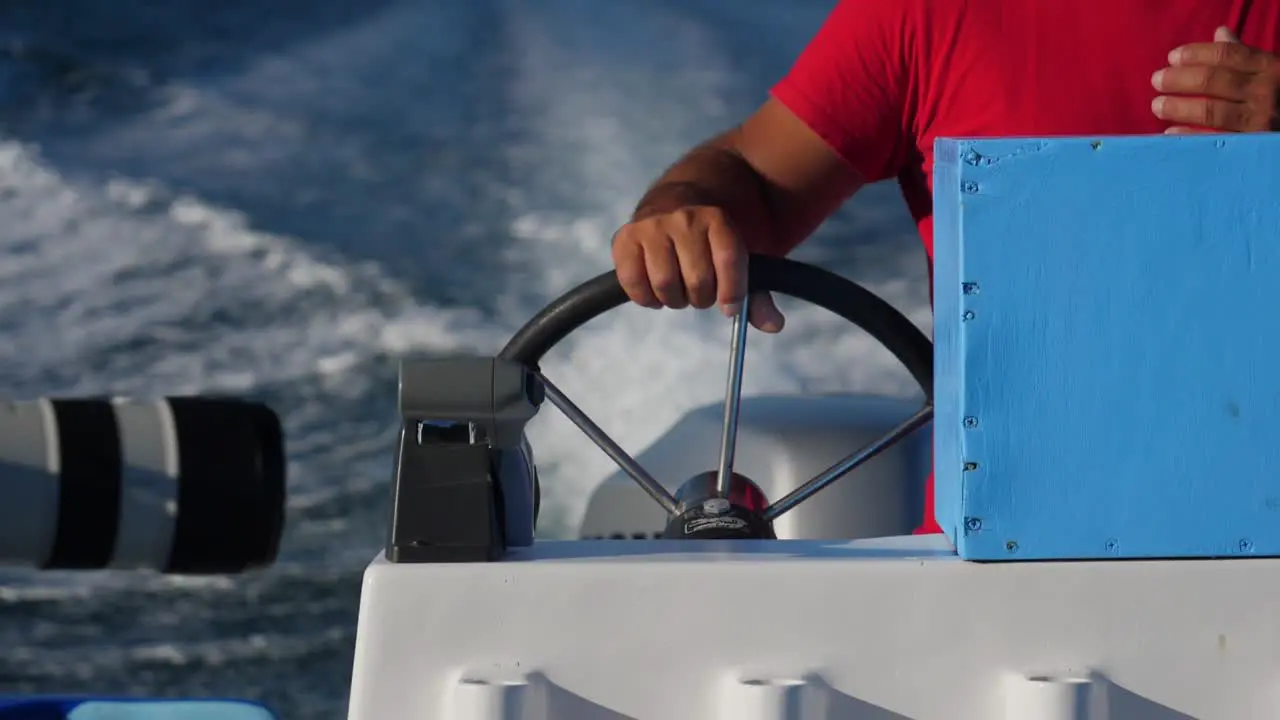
[
  {"xmin": 1152, "ymin": 26, "xmax": 1280, "ymax": 133},
  {"xmin": 612, "ymin": 207, "xmax": 786, "ymax": 333}
]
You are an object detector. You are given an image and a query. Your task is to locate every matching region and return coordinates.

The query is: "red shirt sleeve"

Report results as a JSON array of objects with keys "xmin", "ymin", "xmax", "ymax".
[{"xmin": 770, "ymin": 0, "xmax": 915, "ymax": 185}]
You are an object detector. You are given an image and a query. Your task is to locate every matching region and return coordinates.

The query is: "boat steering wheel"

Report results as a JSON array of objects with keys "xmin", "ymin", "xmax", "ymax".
[{"xmin": 498, "ymin": 254, "xmax": 934, "ymax": 540}]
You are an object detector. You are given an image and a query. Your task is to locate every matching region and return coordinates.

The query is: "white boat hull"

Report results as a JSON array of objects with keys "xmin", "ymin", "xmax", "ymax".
[{"xmin": 347, "ymin": 534, "xmax": 1279, "ymax": 720}]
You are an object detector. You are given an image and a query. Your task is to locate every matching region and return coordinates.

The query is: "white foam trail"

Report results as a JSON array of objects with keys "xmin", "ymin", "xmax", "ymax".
[{"xmin": 0, "ymin": 139, "xmax": 501, "ymax": 400}]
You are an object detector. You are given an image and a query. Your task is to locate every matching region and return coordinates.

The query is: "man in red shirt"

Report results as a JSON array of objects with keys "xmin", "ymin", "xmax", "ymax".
[{"xmin": 610, "ymin": 0, "xmax": 1280, "ymax": 534}]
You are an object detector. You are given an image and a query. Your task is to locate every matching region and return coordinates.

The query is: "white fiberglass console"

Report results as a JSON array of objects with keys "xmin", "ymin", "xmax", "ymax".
[{"xmin": 350, "ymin": 535, "xmax": 1279, "ymax": 720}]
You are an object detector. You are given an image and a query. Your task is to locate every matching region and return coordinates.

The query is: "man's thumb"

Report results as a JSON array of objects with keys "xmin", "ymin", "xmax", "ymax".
[
  {"xmin": 1216, "ymin": 26, "xmax": 1241, "ymax": 43},
  {"xmin": 747, "ymin": 291, "xmax": 785, "ymax": 334}
]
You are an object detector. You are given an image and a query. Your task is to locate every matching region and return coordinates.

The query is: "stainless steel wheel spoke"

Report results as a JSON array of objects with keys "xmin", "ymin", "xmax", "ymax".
[
  {"xmin": 536, "ymin": 371, "xmax": 679, "ymax": 515},
  {"xmin": 762, "ymin": 404, "xmax": 934, "ymax": 522}
]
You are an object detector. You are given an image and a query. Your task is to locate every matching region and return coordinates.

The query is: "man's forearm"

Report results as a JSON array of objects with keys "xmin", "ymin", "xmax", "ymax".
[{"xmin": 631, "ymin": 131, "xmax": 791, "ymax": 255}]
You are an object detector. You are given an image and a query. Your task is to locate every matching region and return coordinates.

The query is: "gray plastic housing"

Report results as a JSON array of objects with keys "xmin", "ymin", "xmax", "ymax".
[
  {"xmin": 399, "ymin": 356, "xmax": 544, "ymax": 450},
  {"xmin": 388, "ymin": 357, "xmax": 543, "ymax": 562}
]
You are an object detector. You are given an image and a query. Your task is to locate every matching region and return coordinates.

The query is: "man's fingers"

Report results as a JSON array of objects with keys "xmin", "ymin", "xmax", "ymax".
[
  {"xmin": 612, "ymin": 233, "xmax": 662, "ymax": 308},
  {"xmin": 642, "ymin": 237, "xmax": 689, "ymax": 309},
  {"xmin": 1169, "ymin": 40, "xmax": 1271, "ymax": 73},
  {"xmin": 747, "ymin": 292, "xmax": 785, "ymax": 333},
  {"xmin": 707, "ymin": 216, "xmax": 748, "ymax": 316},
  {"xmin": 672, "ymin": 228, "xmax": 718, "ymax": 310},
  {"xmin": 612, "ymin": 207, "xmax": 759, "ymax": 317},
  {"xmin": 1152, "ymin": 94, "xmax": 1253, "ymax": 131},
  {"xmin": 1152, "ymin": 65, "xmax": 1256, "ymax": 102},
  {"xmin": 1215, "ymin": 26, "xmax": 1240, "ymax": 44}
]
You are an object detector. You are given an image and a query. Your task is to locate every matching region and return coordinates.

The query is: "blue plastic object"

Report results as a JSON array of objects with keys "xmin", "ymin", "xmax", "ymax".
[
  {"xmin": 0, "ymin": 698, "xmax": 276, "ymax": 720},
  {"xmin": 933, "ymin": 133, "xmax": 1280, "ymax": 561}
]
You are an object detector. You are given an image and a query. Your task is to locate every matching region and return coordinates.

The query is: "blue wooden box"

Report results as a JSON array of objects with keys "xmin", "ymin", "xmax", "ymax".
[{"xmin": 932, "ymin": 134, "xmax": 1280, "ymax": 561}]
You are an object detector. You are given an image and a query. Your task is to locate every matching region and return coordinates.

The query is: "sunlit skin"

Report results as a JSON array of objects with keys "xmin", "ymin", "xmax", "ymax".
[{"xmin": 1153, "ymin": 26, "xmax": 1280, "ymax": 133}]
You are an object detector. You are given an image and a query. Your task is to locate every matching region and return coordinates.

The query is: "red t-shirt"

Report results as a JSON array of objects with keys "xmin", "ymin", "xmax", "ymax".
[{"xmin": 771, "ymin": 0, "xmax": 1280, "ymax": 534}]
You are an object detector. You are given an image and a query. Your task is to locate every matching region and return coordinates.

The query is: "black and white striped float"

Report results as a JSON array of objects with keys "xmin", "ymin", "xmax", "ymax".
[{"xmin": 0, "ymin": 397, "xmax": 285, "ymax": 574}]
